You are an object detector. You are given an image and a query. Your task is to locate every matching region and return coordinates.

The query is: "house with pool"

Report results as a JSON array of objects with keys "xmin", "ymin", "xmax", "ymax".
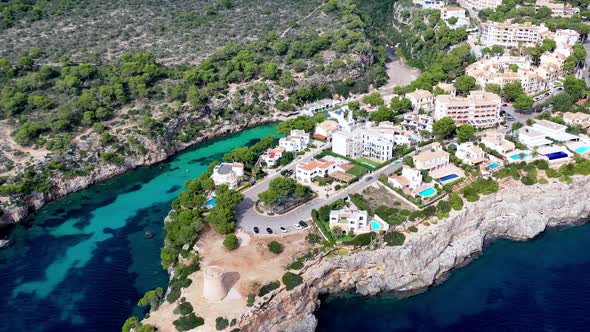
[
  {"xmin": 480, "ymin": 131, "xmax": 515, "ymax": 155},
  {"xmin": 329, "ymin": 208, "xmax": 389, "ymax": 235},
  {"xmin": 413, "ymin": 142, "xmax": 450, "ymax": 172},
  {"xmin": 455, "ymin": 142, "xmax": 488, "ymax": 166},
  {"xmin": 516, "ymin": 120, "xmax": 580, "ymax": 162}
]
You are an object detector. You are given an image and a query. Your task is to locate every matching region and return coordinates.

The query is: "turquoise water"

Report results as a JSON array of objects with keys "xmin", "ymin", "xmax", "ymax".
[
  {"xmin": 488, "ymin": 162, "xmax": 500, "ymax": 170},
  {"xmin": 0, "ymin": 124, "xmax": 278, "ymax": 332},
  {"xmin": 575, "ymin": 146, "xmax": 590, "ymax": 154},
  {"xmin": 318, "ymin": 221, "xmax": 590, "ymax": 331},
  {"xmin": 369, "ymin": 220, "xmax": 381, "ymax": 230},
  {"xmin": 205, "ymin": 197, "xmax": 217, "ymax": 207},
  {"xmin": 510, "ymin": 152, "xmax": 529, "ymax": 160},
  {"xmin": 418, "ymin": 187, "xmax": 436, "ymax": 198}
]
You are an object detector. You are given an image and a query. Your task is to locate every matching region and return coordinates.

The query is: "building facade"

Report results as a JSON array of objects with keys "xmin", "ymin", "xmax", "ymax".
[
  {"xmin": 458, "ymin": 0, "xmax": 502, "ymax": 11},
  {"xmin": 278, "ymin": 129, "xmax": 310, "ymax": 152},
  {"xmin": 413, "ymin": 142, "xmax": 450, "ymax": 171},
  {"xmin": 406, "ymin": 89, "xmax": 434, "ymax": 112},
  {"xmin": 295, "ymin": 159, "xmax": 338, "ymax": 184},
  {"xmin": 434, "ymin": 91, "xmax": 501, "ymax": 128},
  {"xmin": 535, "ymin": 0, "xmax": 579, "ymax": 17},
  {"xmin": 211, "ymin": 163, "xmax": 244, "ymax": 189}
]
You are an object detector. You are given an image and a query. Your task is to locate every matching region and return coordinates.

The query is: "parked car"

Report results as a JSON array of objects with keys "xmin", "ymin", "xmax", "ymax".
[
  {"xmin": 544, "ymin": 92, "xmax": 550, "ymax": 96},
  {"xmin": 298, "ymin": 220, "xmax": 309, "ymax": 229},
  {"xmin": 293, "ymin": 223, "xmax": 303, "ymax": 230},
  {"xmin": 280, "ymin": 227, "xmax": 288, "ymax": 233},
  {"xmin": 266, "ymin": 228, "xmax": 273, "ymax": 234},
  {"xmin": 502, "ymin": 103, "xmax": 509, "ymax": 107},
  {"xmin": 253, "ymin": 227, "xmax": 259, "ymax": 234},
  {"xmin": 365, "ymin": 176, "xmax": 373, "ymax": 181}
]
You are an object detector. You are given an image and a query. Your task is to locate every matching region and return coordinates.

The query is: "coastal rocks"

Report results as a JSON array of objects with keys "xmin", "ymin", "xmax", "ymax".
[{"xmin": 239, "ymin": 176, "xmax": 590, "ymax": 331}]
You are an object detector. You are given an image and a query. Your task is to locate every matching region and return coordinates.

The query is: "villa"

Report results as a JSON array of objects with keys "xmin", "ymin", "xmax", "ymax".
[
  {"xmin": 279, "ymin": 129, "xmax": 310, "ymax": 152},
  {"xmin": 402, "ymin": 113, "xmax": 434, "ymax": 133},
  {"xmin": 412, "ymin": 0, "xmax": 445, "ymax": 9},
  {"xmin": 329, "ymin": 208, "xmax": 388, "ymax": 234},
  {"xmin": 455, "ymin": 142, "xmax": 488, "ymax": 165},
  {"xmin": 406, "ymin": 89, "xmax": 434, "ymax": 112},
  {"xmin": 413, "ymin": 142, "xmax": 450, "ymax": 171},
  {"xmin": 517, "ymin": 120, "xmax": 581, "ymax": 150},
  {"xmin": 441, "ymin": 6, "xmax": 469, "ymax": 29},
  {"xmin": 563, "ymin": 112, "xmax": 590, "ymax": 132},
  {"xmin": 295, "ymin": 159, "xmax": 338, "ymax": 185},
  {"xmin": 304, "ymin": 99, "xmax": 340, "ymax": 114},
  {"xmin": 434, "ymin": 91, "xmax": 501, "ymax": 129},
  {"xmin": 260, "ymin": 146, "xmax": 285, "ymax": 168},
  {"xmin": 436, "ymin": 82, "xmax": 457, "ymax": 97},
  {"xmin": 389, "ymin": 165, "xmax": 423, "ymax": 191},
  {"xmin": 480, "ymin": 131, "xmax": 516, "ymax": 155},
  {"xmin": 211, "ymin": 162, "xmax": 244, "ymax": 189},
  {"xmin": 314, "ymin": 120, "xmax": 340, "ymax": 140}
]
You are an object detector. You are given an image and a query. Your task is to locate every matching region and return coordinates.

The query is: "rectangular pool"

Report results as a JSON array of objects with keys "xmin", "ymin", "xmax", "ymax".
[
  {"xmin": 439, "ymin": 174, "xmax": 459, "ymax": 182},
  {"xmin": 545, "ymin": 151, "xmax": 568, "ymax": 161},
  {"xmin": 575, "ymin": 146, "xmax": 590, "ymax": 154},
  {"xmin": 488, "ymin": 163, "xmax": 500, "ymax": 170},
  {"xmin": 510, "ymin": 153, "xmax": 529, "ymax": 161},
  {"xmin": 418, "ymin": 187, "xmax": 436, "ymax": 198}
]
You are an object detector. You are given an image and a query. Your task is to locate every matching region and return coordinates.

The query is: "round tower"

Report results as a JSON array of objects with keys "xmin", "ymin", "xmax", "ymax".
[{"xmin": 202, "ymin": 265, "xmax": 227, "ymax": 301}]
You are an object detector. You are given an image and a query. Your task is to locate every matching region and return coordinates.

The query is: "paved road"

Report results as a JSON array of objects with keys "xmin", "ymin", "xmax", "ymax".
[{"xmin": 237, "ymin": 159, "xmax": 401, "ymax": 234}]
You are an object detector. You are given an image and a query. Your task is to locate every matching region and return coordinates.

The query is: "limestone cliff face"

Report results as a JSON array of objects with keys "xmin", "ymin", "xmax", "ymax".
[
  {"xmin": 0, "ymin": 116, "xmax": 274, "ymax": 225},
  {"xmin": 239, "ymin": 176, "xmax": 590, "ymax": 332}
]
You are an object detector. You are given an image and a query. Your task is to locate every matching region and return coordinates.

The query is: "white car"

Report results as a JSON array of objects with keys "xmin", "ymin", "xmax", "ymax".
[
  {"xmin": 293, "ymin": 223, "xmax": 303, "ymax": 230},
  {"xmin": 280, "ymin": 227, "xmax": 288, "ymax": 233}
]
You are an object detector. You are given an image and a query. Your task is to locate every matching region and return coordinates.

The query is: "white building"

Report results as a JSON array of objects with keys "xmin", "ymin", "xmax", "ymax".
[
  {"xmin": 517, "ymin": 120, "xmax": 580, "ymax": 148},
  {"xmin": 413, "ymin": 142, "xmax": 450, "ymax": 171},
  {"xmin": 314, "ymin": 120, "xmax": 339, "ymax": 140},
  {"xmin": 441, "ymin": 6, "xmax": 469, "ymax": 29},
  {"xmin": 535, "ymin": 0, "xmax": 580, "ymax": 17},
  {"xmin": 332, "ymin": 123, "xmax": 398, "ymax": 162},
  {"xmin": 211, "ymin": 163, "xmax": 244, "ymax": 189},
  {"xmin": 295, "ymin": 159, "xmax": 339, "ymax": 185},
  {"xmin": 260, "ymin": 146, "xmax": 285, "ymax": 168},
  {"xmin": 278, "ymin": 129, "xmax": 310, "ymax": 152},
  {"xmin": 434, "ymin": 91, "xmax": 501, "ymax": 129},
  {"xmin": 458, "ymin": 0, "xmax": 502, "ymax": 11},
  {"xmin": 480, "ymin": 131, "xmax": 516, "ymax": 155},
  {"xmin": 389, "ymin": 165, "xmax": 423, "ymax": 190},
  {"xmin": 563, "ymin": 112, "xmax": 590, "ymax": 130},
  {"xmin": 436, "ymin": 82, "xmax": 457, "ymax": 97},
  {"xmin": 456, "ymin": 142, "xmax": 488, "ymax": 165},
  {"xmin": 329, "ymin": 208, "xmax": 370, "ymax": 233},
  {"xmin": 304, "ymin": 99, "xmax": 340, "ymax": 114},
  {"xmin": 402, "ymin": 113, "xmax": 434, "ymax": 133},
  {"xmin": 479, "ymin": 21, "xmax": 579, "ymax": 48},
  {"xmin": 406, "ymin": 89, "xmax": 434, "ymax": 112},
  {"xmin": 412, "ymin": 0, "xmax": 445, "ymax": 9}
]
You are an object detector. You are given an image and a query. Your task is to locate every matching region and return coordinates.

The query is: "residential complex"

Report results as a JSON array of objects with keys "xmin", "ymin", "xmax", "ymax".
[
  {"xmin": 412, "ymin": 0, "xmax": 445, "ymax": 9},
  {"xmin": 295, "ymin": 159, "xmax": 338, "ymax": 185},
  {"xmin": 278, "ymin": 129, "xmax": 310, "ymax": 152},
  {"xmin": 211, "ymin": 163, "xmax": 244, "ymax": 189},
  {"xmin": 413, "ymin": 142, "xmax": 450, "ymax": 171},
  {"xmin": 406, "ymin": 89, "xmax": 434, "ymax": 112},
  {"xmin": 402, "ymin": 113, "xmax": 434, "ymax": 133},
  {"xmin": 535, "ymin": 0, "xmax": 579, "ymax": 17},
  {"xmin": 458, "ymin": 0, "xmax": 502, "ymax": 12},
  {"xmin": 434, "ymin": 91, "xmax": 501, "ymax": 129},
  {"xmin": 480, "ymin": 21, "xmax": 579, "ymax": 48},
  {"xmin": 456, "ymin": 142, "xmax": 487, "ymax": 165}
]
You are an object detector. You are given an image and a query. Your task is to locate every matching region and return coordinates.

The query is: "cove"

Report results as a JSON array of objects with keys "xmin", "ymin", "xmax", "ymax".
[
  {"xmin": 317, "ymin": 221, "xmax": 590, "ymax": 331},
  {"xmin": 0, "ymin": 124, "xmax": 277, "ymax": 332}
]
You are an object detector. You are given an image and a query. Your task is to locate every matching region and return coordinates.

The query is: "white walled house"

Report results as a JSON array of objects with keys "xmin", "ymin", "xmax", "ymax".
[
  {"xmin": 406, "ymin": 89, "xmax": 434, "ymax": 112},
  {"xmin": 279, "ymin": 129, "xmax": 310, "ymax": 152},
  {"xmin": 413, "ymin": 142, "xmax": 450, "ymax": 171},
  {"xmin": 456, "ymin": 142, "xmax": 487, "ymax": 165},
  {"xmin": 441, "ymin": 6, "xmax": 469, "ymax": 29},
  {"xmin": 402, "ymin": 113, "xmax": 434, "ymax": 133},
  {"xmin": 314, "ymin": 120, "xmax": 340, "ymax": 140},
  {"xmin": 295, "ymin": 159, "xmax": 338, "ymax": 185},
  {"xmin": 480, "ymin": 131, "xmax": 516, "ymax": 155},
  {"xmin": 211, "ymin": 163, "xmax": 244, "ymax": 189},
  {"xmin": 329, "ymin": 209, "xmax": 369, "ymax": 233},
  {"xmin": 389, "ymin": 166, "xmax": 423, "ymax": 191},
  {"xmin": 260, "ymin": 147, "xmax": 285, "ymax": 168}
]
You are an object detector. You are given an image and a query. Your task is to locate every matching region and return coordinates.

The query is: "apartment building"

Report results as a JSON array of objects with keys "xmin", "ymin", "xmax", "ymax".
[
  {"xmin": 412, "ymin": 0, "xmax": 445, "ymax": 9},
  {"xmin": 402, "ymin": 113, "xmax": 434, "ymax": 133},
  {"xmin": 295, "ymin": 159, "xmax": 338, "ymax": 185},
  {"xmin": 434, "ymin": 91, "xmax": 501, "ymax": 129},
  {"xmin": 535, "ymin": 0, "xmax": 579, "ymax": 17},
  {"xmin": 278, "ymin": 129, "xmax": 310, "ymax": 152},
  {"xmin": 480, "ymin": 21, "xmax": 549, "ymax": 47},
  {"xmin": 441, "ymin": 6, "xmax": 469, "ymax": 28},
  {"xmin": 455, "ymin": 142, "xmax": 488, "ymax": 165},
  {"xmin": 458, "ymin": 0, "xmax": 502, "ymax": 12},
  {"xmin": 413, "ymin": 142, "xmax": 450, "ymax": 171},
  {"xmin": 211, "ymin": 163, "xmax": 244, "ymax": 189},
  {"xmin": 406, "ymin": 89, "xmax": 434, "ymax": 112},
  {"xmin": 332, "ymin": 123, "xmax": 397, "ymax": 162}
]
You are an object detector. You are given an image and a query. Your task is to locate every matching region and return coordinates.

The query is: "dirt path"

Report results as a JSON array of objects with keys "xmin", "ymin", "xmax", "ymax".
[
  {"xmin": 280, "ymin": 3, "xmax": 326, "ymax": 38},
  {"xmin": 377, "ymin": 57, "xmax": 421, "ymax": 100}
]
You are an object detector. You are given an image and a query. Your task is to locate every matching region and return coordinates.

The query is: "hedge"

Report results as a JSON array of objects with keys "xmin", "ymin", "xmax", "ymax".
[
  {"xmin": 282, "ymin": 272, "xmax": 304, "ymax": 291},
  {"xmin": 383, "ymin": 231, "xmax": 406, "ymax": 246},
  {"xmin": 342, "ymin": 232, "xmax": 376, "ymax": 246},
  {"xmin": 259, "ymin": 281, "xmax": 280, "ymax": 296}
]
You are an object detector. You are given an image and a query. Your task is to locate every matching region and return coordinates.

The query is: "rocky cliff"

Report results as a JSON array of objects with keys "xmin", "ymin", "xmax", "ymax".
[{"xmin": 239, "ymin": 176, "xmax": 590, "ymax": 332}]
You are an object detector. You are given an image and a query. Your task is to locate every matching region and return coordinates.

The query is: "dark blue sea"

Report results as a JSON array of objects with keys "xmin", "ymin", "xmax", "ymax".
[{"xmin": 317, "ymin": 222, "xmax": 590, "ymax": 332}]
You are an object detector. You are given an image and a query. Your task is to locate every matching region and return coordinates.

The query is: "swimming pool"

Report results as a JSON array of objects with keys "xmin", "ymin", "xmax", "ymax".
[
  {"xmin": 545, "ymin": 151, "xmax": 568, "ymax": 160},
  {"xmin": 418, "ymin": 187, "xmax": 436, "ymax": 198},
  {"xmin": 205, "ymin": 197, "xmax": 217, "ymax": 207},
  {"xmin": 439, "ymin": 174, "xmax": 459, "ymax": 182},
  {"xmin": 488, "ymin": 163, "xmax": 500, "ymax": 170},
  {"xmin": 575, "ymin": 146, "xmax": 590, "ymax": 154},
  {"xmin": 509, "ymin": 153, "xmax": 529, "ymax": 161},
  {"xmin": 369, "ymin": 220, "xmax": 382, "ymax": 230}
]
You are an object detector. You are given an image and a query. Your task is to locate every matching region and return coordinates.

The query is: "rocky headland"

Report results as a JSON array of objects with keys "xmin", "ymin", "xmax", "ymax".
[{"xmin": 238, "ymin": 175, "xmax": 590, "ymax": 331}]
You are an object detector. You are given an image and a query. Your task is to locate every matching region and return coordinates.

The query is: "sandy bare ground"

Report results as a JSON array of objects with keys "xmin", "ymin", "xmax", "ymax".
[
  {"xmin": 377, "ymin": 58, "xmax": 421, "ymax": 102},
  {"xmin": 0, "ymin": 120, "xmax": 49, "ymax": 177},
  {"xmin": 145, "ymin": 229, "xmax": 313, "ymax": 331}
]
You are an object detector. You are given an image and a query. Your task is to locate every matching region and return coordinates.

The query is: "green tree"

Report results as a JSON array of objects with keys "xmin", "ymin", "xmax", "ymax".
[
  {"xmin": 453, "ymin": 75, "xmax": 478, "ymax": 96},
  {"xmin": 513, "ymin": 95, "xmax": 534, "ymax": 110},
  {"xmin": 223, "ymin": 234, "xmax": 240, "ymax": 250},
  {"xmin": 432, "ymin": 117, "xmax": 456, "ymax": 139},
  {"xmin": 502, "ymin": 81, "xmax": 524, "ymax": 102},
  {"xmin": 362, "ymin": 92, "xmax": 384, "ymax": 106},
  {"xmin": 137, "ymin": 288, "xmax": 164, "ymax": 312},
  {"xmin": 268, "ymin": 240, "xmax": 284, "ymax": 254},
  {"xmin": 390, "ymin": 96, "xmax": 412, "ymax": 112},
  {"xmin": 456, "ymin": 124, "xmax": 475, "ymax": 143}
]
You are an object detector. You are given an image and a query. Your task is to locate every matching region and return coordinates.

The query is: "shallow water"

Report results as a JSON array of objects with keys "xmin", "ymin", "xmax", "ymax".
[
  {"xmin": 0, "ymin": 124, "xmax": 277, "ymax": 332},
  {"xmin": 317, "ymin": 222, "xmax": 590, "ymax": 331}
]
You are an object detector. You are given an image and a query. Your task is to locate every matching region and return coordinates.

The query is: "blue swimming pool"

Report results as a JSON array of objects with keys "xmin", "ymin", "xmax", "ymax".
[
  {"xmin": 545, "ymin": 151, "xmax": 569, "ymax": 161},
  {"xmin": 488, "ymin": 162, "xmax": 500, "ymax": 170},
  {"xmin": 575, "ymin": 146, "xmax": 590, "ymax": 154},
  {"xmin": 369, "ymin": 220, "xmax": 382, "ymax": 230},
  {"xmin": 418, "ymin": 187, "xmax": 436, "ymax": 198},
  {"xmin": 510, "ymin": 153, "xmax": 529, "ymax": 161},
  {"xmin": 439, "ymin": 174, "xmax": 459, "ymax": 182},
  {"xmin": 205, "ymin": 197, "xmax": 217, "ymax": 207}
]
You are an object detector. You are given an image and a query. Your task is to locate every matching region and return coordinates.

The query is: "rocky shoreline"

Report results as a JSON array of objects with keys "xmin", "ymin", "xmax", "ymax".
[
  {"xmin": 0, "ymin": 115, "xmax": 281, "ymax": 226},
  {"xmin": 238, "ymin": 176, "xmax": 590, "ymax": 332}
]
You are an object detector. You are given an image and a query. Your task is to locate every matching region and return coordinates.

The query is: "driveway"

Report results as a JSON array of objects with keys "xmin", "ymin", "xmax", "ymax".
[{"xmin": 237, "ymin": 160, "xmax": 401, "ymax": 234}]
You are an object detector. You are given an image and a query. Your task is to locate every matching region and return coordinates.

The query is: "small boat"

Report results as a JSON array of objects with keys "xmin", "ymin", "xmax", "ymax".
[
  {"xmin": 0, "ymin": 239, "xmax": 10, "ymax": 248},
  {"xmin": 144, "ymin": 231, "xmax": 154, "ymax": 239}
]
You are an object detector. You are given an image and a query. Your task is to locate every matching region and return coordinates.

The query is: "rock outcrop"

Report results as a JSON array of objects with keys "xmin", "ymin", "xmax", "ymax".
[{"xmin": 239, "ymin": 176, "xmax": 590, "ymax": 331}]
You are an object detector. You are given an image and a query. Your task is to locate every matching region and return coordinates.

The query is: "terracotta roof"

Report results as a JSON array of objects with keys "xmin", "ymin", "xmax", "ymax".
[{"xmin": 297, "ymin": 159, "xmax": 335, "ymax": 171}]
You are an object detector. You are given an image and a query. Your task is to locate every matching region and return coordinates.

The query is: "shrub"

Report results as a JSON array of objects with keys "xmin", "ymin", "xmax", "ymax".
[
  {"xmin": 383, "ymin": 231, "xmax": 406, "ymax": 246},
  {"xmin": 173, "ymin": 313, "xmax": 205, "ymax": 331},
  {"xmin": 305, "ymin": 232, "xmax": 322, "ymax": 244},
  {"xmin": 258, "ymin": 281, "xmax": 280, "ymax": 296},
  {"xmin": 216, "ymin": 317, "xmax": 229, "ymax": 331},
  {"xmin": 268, "ymin": 241, "xmax": 284, "ymax": 254},
  {"xmin": 408, "ymin": 226, "xmax": 418, "ymax": 232},
  {"xmin": 289, "ymin": 261, "xmax": 304, "ymax": 270},
  {"xmin": 342, "ymin": 232, "xmax": 376, "ymax": 246},
  {"xmin": 223, "ymin": 234, "xmax": 239, "ymax": 250},
  {"xmin": 173, "ymin": 301, "xmax": 193, "ymax": 316},
  {"xmin": 449, "ymin": 192, "xmax": 463, "ymax": 211},
  {"xmin": 282, "ymin": 272, "xmax": 304, "ymax": 290},
  {"xmin": 349, "ymin": 193, "xmax": 370, "ymax": 212},
  {"xmin": 246, "ymin": 294, "xmax": 255, "ymax": 307}
]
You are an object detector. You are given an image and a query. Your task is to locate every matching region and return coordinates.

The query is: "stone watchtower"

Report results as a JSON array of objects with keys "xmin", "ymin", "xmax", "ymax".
[{"xmin": 202, "ymin": 265, "xmax": 227, "ymax": 301}]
